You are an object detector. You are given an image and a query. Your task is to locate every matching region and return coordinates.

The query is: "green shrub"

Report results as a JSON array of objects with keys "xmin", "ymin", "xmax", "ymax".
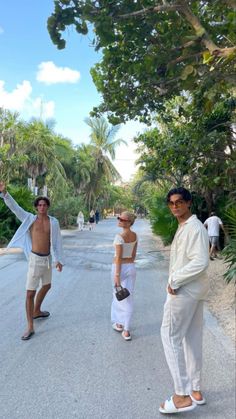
[
  {"xmin": 223, "ymin": 206, "xmax": 236, "ymax": 284},
  {"xmin": 50, "ymin": 196, "xmax": 87, "ymax": 227},
  {"xmin": 148, "ymin": 193, "xmax": 178, "ymax": 245}
]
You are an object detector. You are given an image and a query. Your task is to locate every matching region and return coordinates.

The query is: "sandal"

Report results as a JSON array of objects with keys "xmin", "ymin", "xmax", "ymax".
[
  {"xmin": 190, "ymin": 394, "xmax": 206, "ymax": 405},
  {"xmin": 121, "ymin": 331, "xmax": 132, "ymax": 341},
  {"xmin": 159, "ymin": 396, "xmax": 196, "ymax": 414},
  {"xmin": 112, "ymin": 323, "xmax": 123, "ymax": 332}
]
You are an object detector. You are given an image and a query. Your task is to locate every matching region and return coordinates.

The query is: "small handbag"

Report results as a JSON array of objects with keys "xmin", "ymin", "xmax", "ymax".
[{"xmin": 115, "ymin": 285, "xmax": 130, "ymax": 301}]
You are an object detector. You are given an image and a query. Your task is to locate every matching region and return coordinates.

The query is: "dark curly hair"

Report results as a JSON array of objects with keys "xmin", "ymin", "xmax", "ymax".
[{"xmin": 34, "ymin": 196, "xmax": 50, "ymax": 208}]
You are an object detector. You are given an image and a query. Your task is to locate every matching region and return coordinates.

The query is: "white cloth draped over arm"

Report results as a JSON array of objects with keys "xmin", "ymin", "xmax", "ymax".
[{"xmin": 51, "ymin": 218, "xmax": 65, "ymax": 265}]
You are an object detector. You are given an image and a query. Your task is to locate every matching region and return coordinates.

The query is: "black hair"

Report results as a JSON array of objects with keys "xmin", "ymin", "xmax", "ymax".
[
  {"xmin": 166, "ymin": 187, "xmax": 192, "ymax": 203},
  {"xmin": 34, "ymin": 196, "xmax": 50, "ymax": 208},
  {"xmin": 210, "ymin": 211, "xmax": 216, "ymax": 216}
]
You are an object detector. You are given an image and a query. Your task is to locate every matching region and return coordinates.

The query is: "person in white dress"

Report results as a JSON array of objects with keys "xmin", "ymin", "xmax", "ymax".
[
  {"xmin": 111, "ymin": 211, "xmax": 138, "ymax": 341},
  {"xmin": 77, "ymin": 211, "xmax": 84, "ymax": 231}
]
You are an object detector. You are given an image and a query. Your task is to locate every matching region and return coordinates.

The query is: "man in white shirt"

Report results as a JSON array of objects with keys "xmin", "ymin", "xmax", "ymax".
[
  {"xmin": 0, "ymin": 181, "xmax": 64, "ymax": 341},
  {"xmin": 159, "ymin": 187, "xmax": 209, "ymax": 415},
  {"xmin": 204, "ymin": 212, "xmax": 225, "ymax": 260}
]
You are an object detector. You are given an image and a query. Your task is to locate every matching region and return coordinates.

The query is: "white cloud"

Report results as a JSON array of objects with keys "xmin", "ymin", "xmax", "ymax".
[
  {"xmin": 0, "ymin": 80, "xmax": 32, "ymax": 110},
  {"xmin": 31, "ymin": 97, "xmax": 55, "ymax": 119},
  {"xmin": 0, "ymin": 80, "xmax": 55, "ymax": 119},
  {"xmin": 36, "ymin": 61, "xmax": 81, "ymax": 85},
  {"xmin": 113, "ymin": 121, "xmax": 147, "ymax": 181},
  {"xmin": 0, "ymin": 26, "xmax": 4, "ymax": 34}
]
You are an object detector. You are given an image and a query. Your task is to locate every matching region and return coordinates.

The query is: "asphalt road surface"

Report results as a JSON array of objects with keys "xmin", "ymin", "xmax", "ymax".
[{"xmin": 0, "ymin": 218, "xmax": 235, "ymax": 419}]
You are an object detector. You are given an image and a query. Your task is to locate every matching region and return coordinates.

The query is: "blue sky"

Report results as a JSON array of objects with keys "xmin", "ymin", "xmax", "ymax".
[{"xmin": 0, "ymin": 1, "xmax": 146, "ymax": 181}]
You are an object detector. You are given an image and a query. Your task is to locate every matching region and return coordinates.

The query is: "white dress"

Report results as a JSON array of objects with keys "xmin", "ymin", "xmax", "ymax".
[{"xmin": 111, "ymin": 234, "xmax": 137, "ymax": 330}]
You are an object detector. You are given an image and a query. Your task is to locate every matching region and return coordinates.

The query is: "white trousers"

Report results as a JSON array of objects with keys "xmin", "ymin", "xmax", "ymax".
[
  {"xmin": 77, "ymin": 221, "xmax": 83, "ymax": 231},
  {"xmin": 161, "ymin": 289, "xmax": 204, "ymax": 395},
  {"xmin": 111, "ymin": 263, "xmax": 136, "ymax": 331}
]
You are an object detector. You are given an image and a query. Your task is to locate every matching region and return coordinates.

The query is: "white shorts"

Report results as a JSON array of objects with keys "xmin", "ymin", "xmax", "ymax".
[{"xmin": 26, "ymin": 252, "xmax": 52, "ymax": 291}]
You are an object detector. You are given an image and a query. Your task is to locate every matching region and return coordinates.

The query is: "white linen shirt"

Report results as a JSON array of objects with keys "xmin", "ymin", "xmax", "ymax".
[
  {"xmin": 0, "ymin": 192, "xmax": 64, "ymax": 264},
  {"xmin": 169, "ymin": 214, "xmax": 209, "ymax": 300}
]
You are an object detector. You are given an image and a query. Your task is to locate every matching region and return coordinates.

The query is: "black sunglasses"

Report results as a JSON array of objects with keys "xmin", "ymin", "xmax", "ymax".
[{"xmin": 117, "ymin": 216, "xmax": 130, "ymax": 222}]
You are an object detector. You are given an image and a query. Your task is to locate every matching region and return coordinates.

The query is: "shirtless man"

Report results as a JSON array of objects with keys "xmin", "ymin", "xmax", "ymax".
[{"xmin": 0, "ymin": 182, "xmax": 64, "ymax": 340}]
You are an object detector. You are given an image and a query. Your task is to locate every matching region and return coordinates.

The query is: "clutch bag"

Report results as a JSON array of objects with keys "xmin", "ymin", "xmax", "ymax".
[{"xmin": 115, "ymin": 285, "xmax": 130, "ymax": 301}]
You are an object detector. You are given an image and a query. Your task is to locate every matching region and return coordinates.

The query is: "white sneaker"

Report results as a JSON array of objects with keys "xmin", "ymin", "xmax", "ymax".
[
  {"xmin": 112, "ymin": 323, "xmax": 123, "ymax": 332},
  {"xmin": 122, "ymin": 331, "xmax": 132, "ymax": 341}
]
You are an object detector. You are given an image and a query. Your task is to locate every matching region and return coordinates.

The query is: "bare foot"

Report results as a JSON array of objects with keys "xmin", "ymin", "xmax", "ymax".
[{"xmin": 173, "ymin": 395, "xmax": 192, "ymax": 408}]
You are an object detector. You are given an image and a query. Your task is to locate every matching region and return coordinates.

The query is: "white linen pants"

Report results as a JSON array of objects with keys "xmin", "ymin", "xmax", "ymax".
[
  {"xmin": 77, "ymin": 221, "xmax": 83, "ymax": 231},
  {"xmin": 161, "ymin": 289, "xmax": 204, "ymax": 395},
  {"xmin": 111, "ymin": 263, "xmax": 136, "ymax": 331}
]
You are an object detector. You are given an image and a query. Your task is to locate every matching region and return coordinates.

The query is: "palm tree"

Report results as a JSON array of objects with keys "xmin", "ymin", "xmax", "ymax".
[
  {"xmin": 0, "ymin": 109, "xmax": 24, "ymax": 180},
  {"xmin": 20, "ymin": 119, "xmax": 67, "ymax": 196},
  {"xmin": 73, "ymin": 144, "xmax": 95, "ymax": 193},
  {"xmin": 85, "ymin": 116, "xmax": 127, "ymax": 182}
]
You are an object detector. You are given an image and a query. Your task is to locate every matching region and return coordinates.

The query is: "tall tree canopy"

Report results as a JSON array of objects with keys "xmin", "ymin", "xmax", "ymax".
[
  {"xmin": 48, "ymin": 1, "xmax": 236, "ymax": 123},
  {"xmin": 134, "ymin": 90, "xmax": 236, "ymax": 209}
]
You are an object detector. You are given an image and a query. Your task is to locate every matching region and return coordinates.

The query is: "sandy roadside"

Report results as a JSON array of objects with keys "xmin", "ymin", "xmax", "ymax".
[{"xmin": 206, "ymin": 257, "xmax": 235, "ymax": 342}]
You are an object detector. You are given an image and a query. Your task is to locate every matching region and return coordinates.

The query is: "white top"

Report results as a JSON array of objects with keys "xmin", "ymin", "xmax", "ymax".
[
  {"xmin": 0, "ymin": 192, "xmax": 64, "ymax": 264},
  {"xmin": 77, "ymin": 214, "xmax": 84, "ymax": 222},
  {"xmin": 169, "ymin": 215, "xmax": 209, "ymax": 300},
  {"xmin": 113, "ymin": 234, "xmax": 138, "ymax": 258},
  {"xmin": 204, "ymin": 215, "xmax": 222, "ymax": 236}
]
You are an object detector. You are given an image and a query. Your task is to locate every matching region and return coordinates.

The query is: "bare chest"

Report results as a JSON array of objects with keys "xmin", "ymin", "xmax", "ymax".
[{"xmin": 30, "ymin": 218, "xmax": 50, "ymax": 236}]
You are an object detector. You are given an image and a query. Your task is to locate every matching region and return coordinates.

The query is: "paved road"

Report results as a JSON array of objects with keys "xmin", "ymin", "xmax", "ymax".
[{"xmin": 0, "ymin": 218, "xmax": 235, "ymax": 419}]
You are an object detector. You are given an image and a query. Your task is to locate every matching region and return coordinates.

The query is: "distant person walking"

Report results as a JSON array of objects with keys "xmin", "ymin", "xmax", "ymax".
[
  {"xmin": 95, "ymin": 209, "xmax": 100, "ymax": 224},
  {"xmin": 111, "ymin": 211, "xmax": 137, "ymax": 341},
  {"xmin": 89, "ymin": 210, "xmax": 95, "ymax": 231},
  {"xmin": 204, "ymin": 212, "xmax": 226, "ymax": 260},
  {"xmin": 77, "ymin": 211, "xmax": 84, "ymax": 231},
  {"xmin": 159, "ymin": 187, "xmax": 209, "ymax": 414},
  {"xmin": 0, "ymin": 181, "xmax": 64, "ymax": 341}
]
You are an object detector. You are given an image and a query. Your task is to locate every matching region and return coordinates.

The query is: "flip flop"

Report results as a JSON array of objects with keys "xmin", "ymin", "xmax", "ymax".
[
  {"xmin": 21, "ymin": 331, "xmax": 35, "ymax": 341},
  {"xmin": 190, "ymin": 394, "xmax": 206, "ymax": 405},
  {"xmin": 159, "ymin": 396, "xmax": 196, "ymax": 414},
  {"xmin": 33, "ymin": 311, "xmax": 50, "ymax": 319}
]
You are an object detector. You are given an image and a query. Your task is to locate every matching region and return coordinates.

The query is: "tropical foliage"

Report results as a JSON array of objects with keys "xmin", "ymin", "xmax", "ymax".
[
  {"xmin": 48, "ymin": 0, "xmax": 236, "ymax": 123},
  {"xmin": 134, "ymin": 91, "xmax": 236, "ymax": 211},
  {"xmin": 223, "ymin": 206, "xmax": 236, "ymax": 284},
  {"xmin": 0, "ymin": 186, "xmax": 34, "ymax": 244},
  {"xmin": 0, "ymin": 110, "xmax": 129, "ymax": 240}
]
